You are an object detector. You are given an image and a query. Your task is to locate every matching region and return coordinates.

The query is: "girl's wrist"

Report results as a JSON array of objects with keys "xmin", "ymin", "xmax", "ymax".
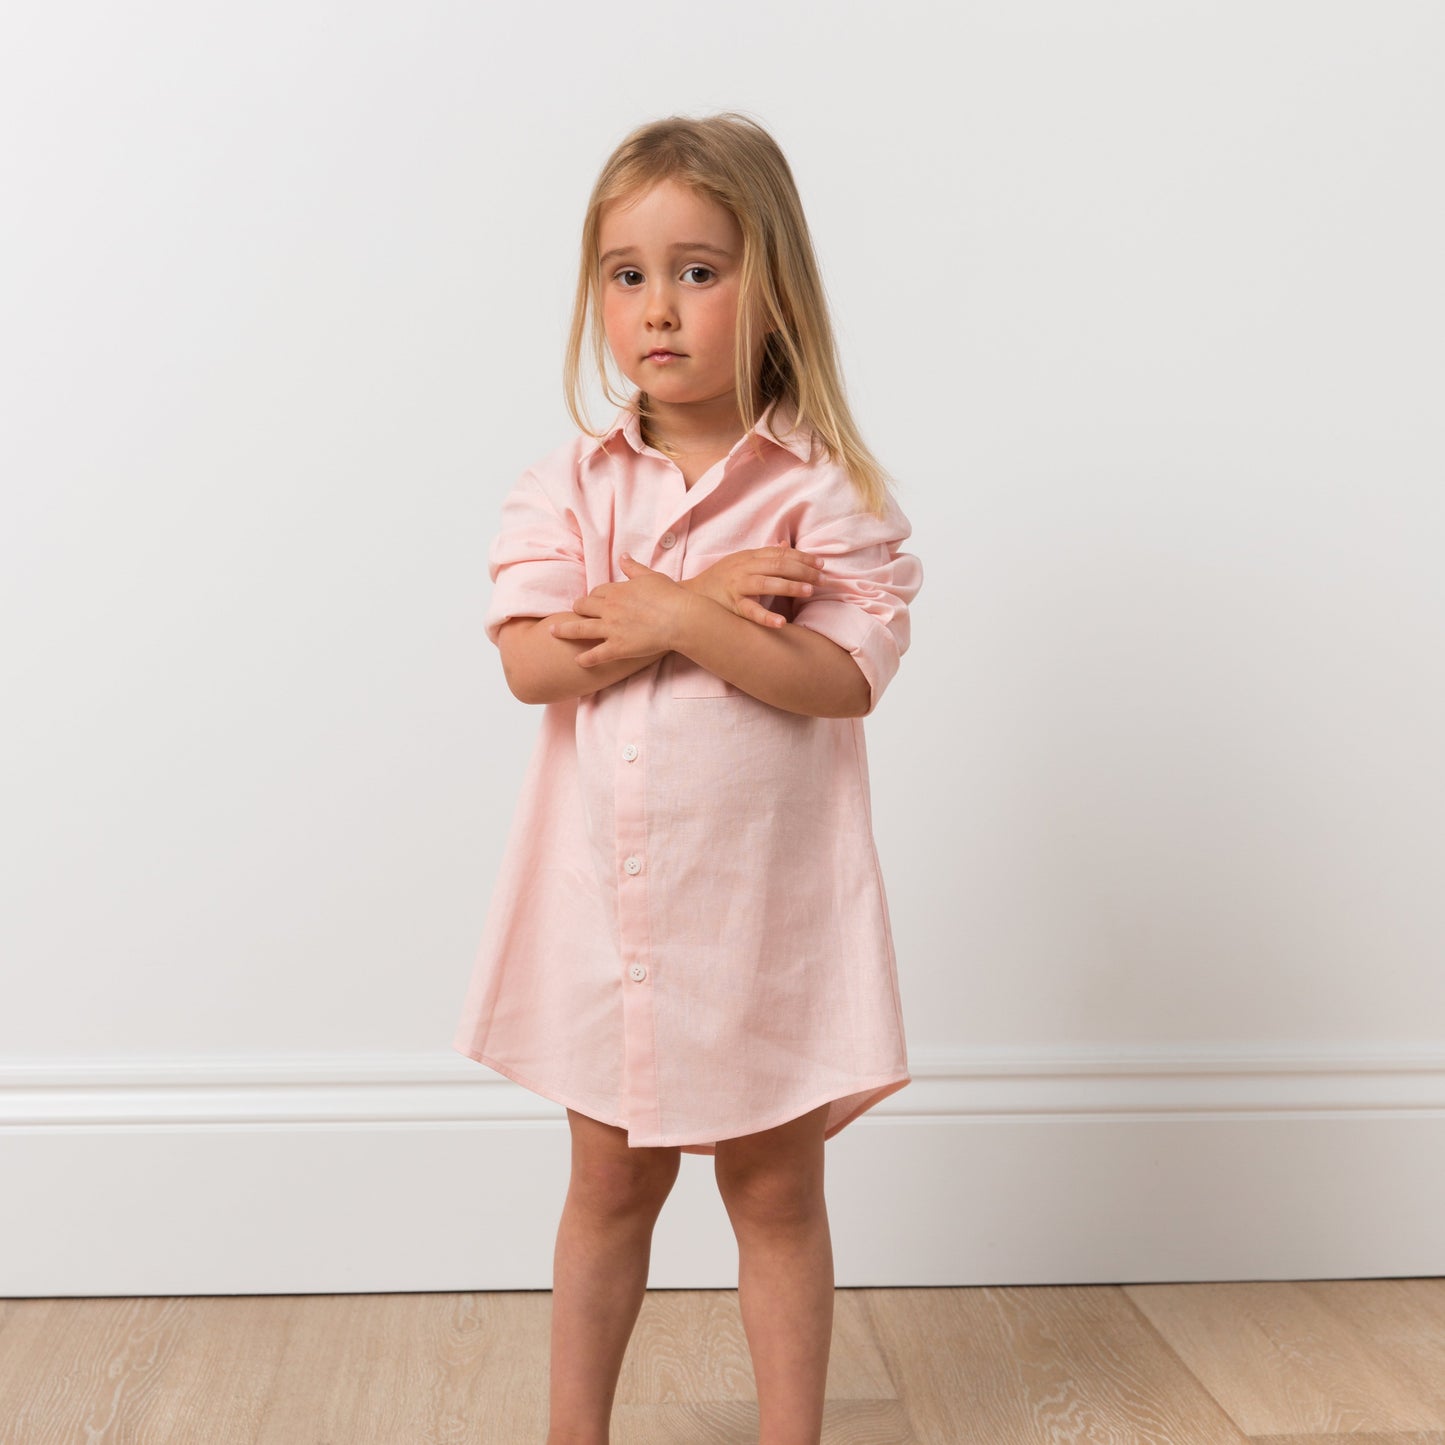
[
  {"xmin": 668, "ymin": 585, "xmax": 709, "ymax": 654},
  {"xmin": 675, "ymin": 573, "xmax": 728, "ymax": 621}
]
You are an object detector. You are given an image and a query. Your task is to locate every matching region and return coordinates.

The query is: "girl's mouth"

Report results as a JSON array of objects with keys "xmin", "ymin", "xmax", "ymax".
[{"xmin": 646, "ymin": 351, "xmax": 683, "ymax": 362}]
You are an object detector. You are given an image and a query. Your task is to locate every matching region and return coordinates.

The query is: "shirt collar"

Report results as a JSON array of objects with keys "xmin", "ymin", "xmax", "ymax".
[{"xmin": 581, "ymin": 390, "xmax": 814, "ymax": 466}]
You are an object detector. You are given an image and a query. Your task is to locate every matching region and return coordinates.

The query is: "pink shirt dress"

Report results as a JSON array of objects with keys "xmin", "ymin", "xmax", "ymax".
[{"xmin": 451, "ymin": 392, "xmax": 924, "ymax": 1154}]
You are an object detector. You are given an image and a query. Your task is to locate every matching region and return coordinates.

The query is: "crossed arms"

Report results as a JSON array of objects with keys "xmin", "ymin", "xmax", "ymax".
[{"xmin": 495, "ymin": 547, "xmax": 870, "ymax": 720}]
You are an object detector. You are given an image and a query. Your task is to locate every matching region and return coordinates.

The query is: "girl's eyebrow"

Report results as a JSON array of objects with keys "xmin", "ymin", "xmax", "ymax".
[{"xmin": 599, "ymin": 241, "xmax": 733, "ymax": 266}]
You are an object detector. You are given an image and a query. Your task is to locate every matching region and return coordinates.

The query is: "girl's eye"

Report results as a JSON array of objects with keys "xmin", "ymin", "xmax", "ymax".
[
  {"xmin": 615, "ymin": 269, "xmax": 643, "ymax": 287},
  {"xmin": 682, "ymin": 265, "xmax": 714, "ymax": 283}
]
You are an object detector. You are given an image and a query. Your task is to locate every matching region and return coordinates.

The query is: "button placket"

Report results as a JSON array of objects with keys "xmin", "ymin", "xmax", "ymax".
[{"xmin": 614, "ymin": 669, "xmax": 661, "ymax": 1139}]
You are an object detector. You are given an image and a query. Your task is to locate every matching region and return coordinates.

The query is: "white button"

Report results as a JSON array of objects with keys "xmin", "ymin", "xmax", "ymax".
[
  {"xmin": 660, "ymin": 531, "xmax": 677, "ymax": 548},
  {"xmin": 622, "ymin": 743, "xmax": 638, "ymax": 762},
  {"xmin": 629, "ymin": 963, "xmax": 648, "ymax": 982},
  {"xmin": 623, "ymin": 855, "xmax": 642, "ymax": 875}
]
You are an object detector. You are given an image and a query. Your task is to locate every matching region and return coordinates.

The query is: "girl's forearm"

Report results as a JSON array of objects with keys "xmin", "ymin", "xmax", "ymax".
[
  {"xmin": 500, "ymin": 614, "xmax": 666, "ymax": 703},
  {"xmin": 500, "ymin": 584, "xmax": 868, "ymax": 717},
  {"xmin": 672, "ymin": 594, "xmax": 869, "ymax": 718}
]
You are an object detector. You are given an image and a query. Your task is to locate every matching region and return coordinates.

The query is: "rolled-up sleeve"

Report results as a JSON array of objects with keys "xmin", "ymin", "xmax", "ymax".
[
  {"xmin": 483, "ymin": 468, "xmax": 588, "ymax": 647},
  {"xmin": 789, "ymin": 486, "xmax": 923, "ymax": 717}
]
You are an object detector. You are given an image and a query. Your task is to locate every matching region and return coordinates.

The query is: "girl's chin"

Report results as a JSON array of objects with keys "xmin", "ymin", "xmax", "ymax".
[{"xmin": 633, "ymin": 380, "xmax": 733, "ymax": 408}]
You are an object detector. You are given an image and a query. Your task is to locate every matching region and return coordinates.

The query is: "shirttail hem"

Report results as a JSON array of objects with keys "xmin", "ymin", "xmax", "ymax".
[
  {"xmin": 452, "ymin": 1043, "xmax": 911, "ymax": 1156},
  {"xmin": 812, "ymin": 1073, "xmax": 913, "ymax": 1146},
  {"xmin": 675, "ymin": 1073, "xmax": 913, "ymax": 1155}
]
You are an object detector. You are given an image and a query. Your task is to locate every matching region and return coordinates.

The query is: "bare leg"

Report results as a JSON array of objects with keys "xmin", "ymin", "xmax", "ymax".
[
  {"xmin": 546, "ymin": 1108, "xmax": 681, "ymax": 1445},
  {"xmin": 714, "ymin": 1102, "xmax": 834, "ymax": 1445}
]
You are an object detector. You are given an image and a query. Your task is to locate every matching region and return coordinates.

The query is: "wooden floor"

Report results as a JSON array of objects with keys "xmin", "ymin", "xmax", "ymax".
[{"xmin": 1, "ymin": 1280, "xmax": 1443, "ymax": 1443}]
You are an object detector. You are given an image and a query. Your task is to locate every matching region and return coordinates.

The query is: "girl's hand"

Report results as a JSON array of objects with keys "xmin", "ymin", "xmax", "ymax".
[
  {"xmin": 683, "ymin": 546, "xmax": 826, "ymax": 629},
  {"xmin": 551, "ymin": 555, "xmax": 695, "ymax": 667}
]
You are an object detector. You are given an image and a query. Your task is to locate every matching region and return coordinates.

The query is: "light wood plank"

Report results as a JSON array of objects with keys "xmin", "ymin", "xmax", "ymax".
[
  {"xmin": 251, "ymin": 1290, "xmax": 552, "ymax": 1444},
  {"xmin": 142, "ymin": 1295, "xmax": 290, "ymax": 1442},
  {"xmin": 1296, "ymin": 1279, "xmax": 1445, "ymax": 1416},
  {"xmin": 828, "ymin": 1289, "xmax": 903, "ymax": 1400},
  {"xmin": 617, "ymin": 1288, "xmax": 755, "ymax": 1404},
  {"xmin": 2, "ymin": 1283, "xmax": 1444, "ymax": 1443},
  {"xmin": 0, "ymin": 1296, "xmax": 301, "ymax": 1443},
  {"xmin": 866, "ymin": 1285, "xmax": 1248, "ymax": 1444},
  {"xmin": 615, "ymin": 1397, "xmax": 911, "ymax": 1444},
  {"xmin": 1126, "ymin": 1280, "xmax": 1445, "ymax": 1436},
  {"xmin": 618, "ymin": 1287, "xmax": 896, "ymax": 1405},
  {"xmin": 1253, "ymin": 1434, "xmax": 1445, "ymax": 1444}
]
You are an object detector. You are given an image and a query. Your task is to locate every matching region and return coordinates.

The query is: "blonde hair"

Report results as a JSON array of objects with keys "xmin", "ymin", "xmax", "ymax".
[{"xmin": 564, "ymin": 111, "xmax": 894, "ymax": 515}]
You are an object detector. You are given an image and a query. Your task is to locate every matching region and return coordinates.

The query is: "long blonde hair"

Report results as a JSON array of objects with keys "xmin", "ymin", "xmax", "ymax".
[{"xmin": 564, "ymin": 111, "xmax": 894, "ymax": 515}]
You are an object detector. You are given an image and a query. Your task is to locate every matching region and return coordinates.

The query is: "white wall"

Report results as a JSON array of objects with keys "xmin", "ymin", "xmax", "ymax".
[{"xmin": 3, "ymin": 2, "xmax": 1443, "ymax": 1295}]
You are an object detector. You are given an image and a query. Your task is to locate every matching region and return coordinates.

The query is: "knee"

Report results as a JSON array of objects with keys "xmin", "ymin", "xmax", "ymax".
[
  {"xmin": 569, "ymin": 1148, "xmax": 680, "ymax": 1220},
  {"xmin": 714, "ymin": 1158, "xmax": 825, "ymax": 1231}
]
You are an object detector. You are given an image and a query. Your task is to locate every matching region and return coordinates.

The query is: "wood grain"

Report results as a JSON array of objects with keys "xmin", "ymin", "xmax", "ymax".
[
  {"xmin": 865, "ymin": 1284, "xmax": 1247, "ymax": 1443},
  {"xmin": 1, "ymin": 1281, "xmax": 1443, "ymax": 1443},
  {"xmin": 1126, "ymin": 1280, "xmax": 1445, "ymax": 1437}
]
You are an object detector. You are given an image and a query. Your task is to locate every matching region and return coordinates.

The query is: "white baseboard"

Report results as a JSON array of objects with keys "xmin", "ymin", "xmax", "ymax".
[{"xmin": 3, "ymin": 1044, "xmax": 1444, "ymax": 1296}]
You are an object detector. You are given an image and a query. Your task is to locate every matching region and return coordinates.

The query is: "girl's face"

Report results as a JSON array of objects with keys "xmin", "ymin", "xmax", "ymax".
[{"xmin": 597, "ymin": 178, "xmax": 766, "ymax": 420}]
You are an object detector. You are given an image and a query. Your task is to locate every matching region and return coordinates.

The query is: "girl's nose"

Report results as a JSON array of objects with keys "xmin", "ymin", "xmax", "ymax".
[{"xmin": 644, "ymin": 282, "xmax": 678, "ymax": 328}]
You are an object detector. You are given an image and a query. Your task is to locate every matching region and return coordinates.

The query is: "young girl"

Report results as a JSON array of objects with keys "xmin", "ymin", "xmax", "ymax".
[{"xmin": 452, "ymin": 111, "xmax": 923, "ymax": 1445}]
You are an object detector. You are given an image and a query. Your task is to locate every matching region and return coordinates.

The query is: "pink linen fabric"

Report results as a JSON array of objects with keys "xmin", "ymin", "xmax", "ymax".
[{"xmin": 451, "ymin": 391, "xmax": 924, "ymax": 1154}]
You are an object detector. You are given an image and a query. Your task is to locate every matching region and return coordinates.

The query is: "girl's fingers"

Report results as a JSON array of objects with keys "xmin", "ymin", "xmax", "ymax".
[
  {"xmin": 780, "ymin": 555, "xmax": 823, "ymax": 581},
  {"xmin": 728, "ymin": 569, "xmax": 814, "ymax": 595},
  {"xmin": 755, "ymin": 547, "xmax": 823, "ymax": 573},
  {"xmin": 551, "ymin": 619, "xmax": 606, "ymax": 639},
  {"xmin": 788, "ymin": 548, "xmax": 825, "ymax": 571},
  {"xmin": 739, "ymin": 600, "xmax": 786, "ymax": 627},
  {"xmin": 761, "ymin": 574, "xmax": 814, "ymax": 597}
]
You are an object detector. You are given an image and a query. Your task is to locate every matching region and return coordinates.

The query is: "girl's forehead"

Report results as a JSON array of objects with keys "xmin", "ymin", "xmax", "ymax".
[{"xmin": 598, "ymin": 178, "xmax": 740, "ymax": 241}]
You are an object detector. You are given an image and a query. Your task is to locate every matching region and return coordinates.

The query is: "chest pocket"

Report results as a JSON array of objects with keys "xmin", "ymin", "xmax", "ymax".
[{"xmin": 669, "ymin": 546, "xmax": 786, "ymax": 699}]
